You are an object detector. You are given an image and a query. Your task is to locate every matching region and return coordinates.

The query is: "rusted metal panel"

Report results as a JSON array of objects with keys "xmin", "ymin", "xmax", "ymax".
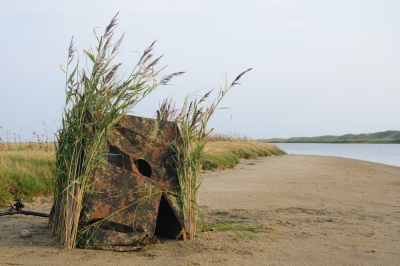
[
  {"xmin": 81, "ymin": 164, "xmax": 162, "ymax": 234},
  {"xmin": 78, "ymin": 115, "xmax": 184, "ymax": 251},
  {"xmin": 76, "ymin": 227, "xmax": 147, "ymax": 251},
  {"xmin": 108, "ymin": 115, "xmax": 184, "ymax": 223}
]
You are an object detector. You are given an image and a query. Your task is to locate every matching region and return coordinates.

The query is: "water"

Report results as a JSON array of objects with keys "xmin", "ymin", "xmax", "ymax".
[{"xmin": 273, "ymin": 143, "xmax": 400, "ymax": 168}]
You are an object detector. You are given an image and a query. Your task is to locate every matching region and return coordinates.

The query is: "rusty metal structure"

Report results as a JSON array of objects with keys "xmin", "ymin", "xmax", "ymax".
[
  {"xmin": 77, "ymin": 115, "xmax": 185, "ymax": 251},
  {"xmin": 0, "ymin": 199, "xmax": 50, "ymax": 219}
]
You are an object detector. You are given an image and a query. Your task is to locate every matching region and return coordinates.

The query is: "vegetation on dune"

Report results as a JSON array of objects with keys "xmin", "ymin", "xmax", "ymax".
[
  {"xmin": 0, "ymin": 143, "xmax": 54, "ymax": 206},
  {"xmin": 0, "ymin": 140, "xmax": 284, "ymax": 207},
  {"xmin": 158, "ymin": 66, "xmax": 253, "ymax": 239},
  {"xmin": 51, "ymin": 13, "xmax": 176, "ymax": 248},
  {"xmin": 203, "ymin": 140, "xmax": 285, "ymax": 170},
  {"xmin": 261, "ymin": 130, "xmax": 400, "ymax": 143}
]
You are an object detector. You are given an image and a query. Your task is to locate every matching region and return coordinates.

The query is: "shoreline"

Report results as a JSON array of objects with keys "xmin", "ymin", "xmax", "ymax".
[
  {"xmin": 263, "ymin": 141, "xmax": 400, "ymax": 144},
  {"xmin": 272, "ymin": 143, "xmax": 400, "ymax": 168},
  {"xmin": 285, "ymin": 154, "xmax": 400, "ymax": 169}
]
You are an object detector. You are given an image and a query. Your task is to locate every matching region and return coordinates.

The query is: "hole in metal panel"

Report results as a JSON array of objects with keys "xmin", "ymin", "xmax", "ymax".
[
  {"xmin": 134, "ymin": 159, "xmax": 152, "ymax": 178},
  {"xmin": 155, "ymin": 193, "xmax": 184, "ymax": 239}
]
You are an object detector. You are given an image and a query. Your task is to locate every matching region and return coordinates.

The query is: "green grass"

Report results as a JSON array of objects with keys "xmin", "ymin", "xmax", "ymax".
[
  {"xmin": 197, "ymin": 222, "xmax": 274, "ymax": 240},
  {"xmin": 198, "ymin": 222, "xmax": 273, "ymax": 233},
  {"xmin": 0, "ymin": 143, "xmax": 54, "ymax": 206},
  {"xmin": 202, "ymin": 140, "xmax": 286, "ymax": 170},
  {"xmin": 0, "ymin": 141, "xmax": 285, "ymax": 207},
  {"xmin": 197, "ymin": 208, "xmax": 275, "ymax": 240}
]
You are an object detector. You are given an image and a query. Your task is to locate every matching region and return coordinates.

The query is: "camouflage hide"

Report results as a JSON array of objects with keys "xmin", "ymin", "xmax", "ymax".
[{"xmin": 78, "ymin": 115, "xmax": 184, "ymax": 251}]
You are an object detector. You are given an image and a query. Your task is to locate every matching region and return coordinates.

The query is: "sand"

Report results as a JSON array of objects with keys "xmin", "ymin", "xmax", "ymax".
[{"xmin": 1, "ymin": 155, "xmax": 399, "ymax": 265}]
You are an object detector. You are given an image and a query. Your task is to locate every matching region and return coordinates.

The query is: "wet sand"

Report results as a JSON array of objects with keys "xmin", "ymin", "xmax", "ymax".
[{"xmin": 1, "ymin": 155, "xmax": 399, "ymax": 265}]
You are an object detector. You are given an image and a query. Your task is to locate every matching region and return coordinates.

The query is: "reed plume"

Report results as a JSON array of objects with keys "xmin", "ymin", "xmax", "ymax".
[
  {"xmin": 53, "ymin": 13, "xmax": 167, "ymax": 249},
  {"xmin": 159, "ymin": 69, "xmax": 252, "ymax": 240}
]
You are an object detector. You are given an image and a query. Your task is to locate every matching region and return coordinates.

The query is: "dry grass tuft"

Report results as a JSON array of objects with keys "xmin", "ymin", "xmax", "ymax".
[
  {"xmin": 203, "ymin": 140, "xmax": 285, "ymax": 170},
  {"xmin": 207, "ymin": 133, "xmax": 252, "ymax": 142}
]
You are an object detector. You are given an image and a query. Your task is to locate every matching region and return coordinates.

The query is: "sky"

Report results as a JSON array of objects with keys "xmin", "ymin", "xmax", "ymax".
[{"xmin": 0, "ymin": 0, "xmax": 399, "ymax": 141}]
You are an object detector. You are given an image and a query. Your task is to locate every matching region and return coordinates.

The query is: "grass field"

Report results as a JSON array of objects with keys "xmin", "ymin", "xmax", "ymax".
[
  {"xmin": 203, "ymin": 140, "xmax": 285, "ymax": 170},
  {"xmin": 0, "ymin": 140, "xmax": 285, "ymax": 206},
  {"xmin": 0, "ymin": 143, "xmax": 54, "ymax": 206}
]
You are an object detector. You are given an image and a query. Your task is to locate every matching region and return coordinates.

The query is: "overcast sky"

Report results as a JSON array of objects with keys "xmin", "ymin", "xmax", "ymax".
[{"xmin": 0, "ymin": 0, "xmax": 399, "ymax": 141}]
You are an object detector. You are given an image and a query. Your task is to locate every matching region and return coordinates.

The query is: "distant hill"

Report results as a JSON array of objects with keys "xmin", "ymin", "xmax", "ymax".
[{"xmin": 260, "ymin": 130, "xmax": 400, "ymax": 144}]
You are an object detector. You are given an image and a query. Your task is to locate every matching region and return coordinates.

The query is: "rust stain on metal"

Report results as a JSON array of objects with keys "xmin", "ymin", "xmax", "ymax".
[{"xmin": 78, "ymin": 115, "xmax": 184, "ymax": 251}]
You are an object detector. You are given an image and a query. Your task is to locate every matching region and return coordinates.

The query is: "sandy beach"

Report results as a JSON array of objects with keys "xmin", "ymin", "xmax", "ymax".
[{"xmin": 1, "ymin": 155, "xmax": 399, "ymax": 265}]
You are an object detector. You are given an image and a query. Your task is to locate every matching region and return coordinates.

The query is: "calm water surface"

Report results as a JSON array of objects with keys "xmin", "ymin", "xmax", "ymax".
[{"xmin": 273, "ymin": 143, "xmax": 400, "ymax": 168}]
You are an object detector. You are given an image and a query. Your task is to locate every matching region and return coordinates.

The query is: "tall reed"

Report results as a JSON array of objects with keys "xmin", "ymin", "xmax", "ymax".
[
  {"xmin": 53, "ymin": 13, "xmax": 177, "ymax": 249},
  {"xmin": 161, "ymin": 69, "xmax": 252, "ymax": 239}
]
